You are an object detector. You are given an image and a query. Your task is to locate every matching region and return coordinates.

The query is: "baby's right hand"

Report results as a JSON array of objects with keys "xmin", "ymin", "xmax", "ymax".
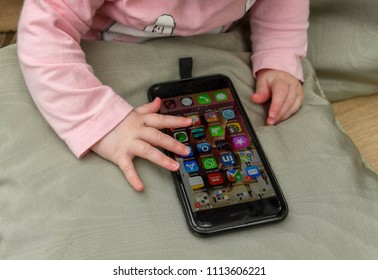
[{"xmin": 91, "ymin": 97, "xmax": 192, "ymax": 191}]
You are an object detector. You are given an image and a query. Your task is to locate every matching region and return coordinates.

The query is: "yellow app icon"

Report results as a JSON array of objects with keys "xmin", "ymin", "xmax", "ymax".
[
  {"xmin": 227, "ymin": 122, "xmax": 242, "ymax": 134},
  {"xmin": 189, "ymin": 176, "xmax": 205, "ymax": 190}
]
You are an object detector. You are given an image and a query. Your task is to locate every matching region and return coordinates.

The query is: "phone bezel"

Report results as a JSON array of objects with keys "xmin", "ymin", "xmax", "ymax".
[{"xmin": 148, "ymin": 74, "xmax": 288, "ymax": 235}]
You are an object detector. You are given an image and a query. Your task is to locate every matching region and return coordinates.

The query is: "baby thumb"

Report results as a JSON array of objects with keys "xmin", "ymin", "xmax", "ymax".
[{"xmin": 251, "ymin": 77, "xmax": 271, "ymax": 104}]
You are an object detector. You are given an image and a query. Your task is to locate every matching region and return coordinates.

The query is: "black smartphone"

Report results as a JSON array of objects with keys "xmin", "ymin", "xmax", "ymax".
[{"xmin": 148, "ymin": 74, "xmax": 288, "ymax": 235}]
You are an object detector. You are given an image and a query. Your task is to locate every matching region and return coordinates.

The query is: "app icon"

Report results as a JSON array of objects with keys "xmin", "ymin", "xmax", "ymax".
[
  {"xmin": 197, "ymin": 94, "xmax": 211, "ymax": 105},
  {"xmin": 204, "ymin": 111, "xmax": 219, "ymax": 123},
  {"xmin": 202, "ymin": 157, "xmax": 218, "ymax": 170},
  {"xmin": 208, "ymin": 172, "xmax": 224, "ymax": 185},
  {"xmin": 180, "ymin": 97, "xmax": 193, "ymax": 107},
  {"xmin": 227, "ymin": 122, "xmax": 242, "ymax": 134},
  {"xmin": 209, "ymin": 125, "xmax": 224, "ymax": 137},
  {"xmin": 226, "ymin": 169, "xmax": 242, "ymax": 182},
  {"xmin": 196, "ymin": 142, "xmax": 212, "ymax": 154},
  {"xmin": 232, "ymin": 136, "xmax": 249, "ymax": 149},
  {"xmin": 236, "ymin": 191, "xmax": 249, "ymax": 199},
  {"xmin": 182, "ymin": 146, "xmax": 194, "ymax": 158},
  {"xmin": 187, "ymin": 114, "xmax": 201, "ymax": 126},
  {"xmin": 173, "ymin": 131, "xmax": 188, "ymax": 142},
  {"xmin": 214, "ymin": 91, "xmax": 228, "ymax": 101},
  {"xmin": 163, "ymin": 99, "xmax": 176, "ymax": 109},
  {"xmin": 194, "ymin": 193, "xmax": 209, "ymax": 208},
  {"xmin": 221, "ymin": 109, "xmax": 235, "ymax": 120},
  {"xmin": 220, "ymin": 153, "xmax": 236, "ymax": 166},
  {"xmin": 245, "ymin": 166, "xmax": 261, "ymax": 178},
  {"xmin": 184, "ymin": 160, "xmax": 199, "ymax": 173},
  {"xmin": 192, "ymin": 127, "xmax": 205, "ymax": 139},
  {"xmin": 212, "ymin": 189, "xmax": 229, "ymax": 201},
  {"xmin": 215, "ymin": 140, "xmax": 230, "ymax": 151},
  {"xmin": 189, "ymin": 176, "xmax": 204, "ymax": 189},
  {"xmin": 236, "ymin": 150, "xmax": 254, "ymax": 163}
]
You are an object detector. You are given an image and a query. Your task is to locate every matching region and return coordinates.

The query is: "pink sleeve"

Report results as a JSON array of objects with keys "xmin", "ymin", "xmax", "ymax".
[
  {"xmin": 17, "ymin": 0, "xmax": 134, "ymax": 158},
  {"xmin": 250, "ymin": 0, "xmax": 309, "ymax": 81}
]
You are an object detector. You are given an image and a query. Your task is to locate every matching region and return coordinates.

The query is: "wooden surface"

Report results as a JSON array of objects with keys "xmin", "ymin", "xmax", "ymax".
[
  {"xmin": 0, "ymin": 0, "xmax": 23, "ymax": 31},
  {"xmin": 332, "ymin": 94, "xmax": 378, "ymax": 173}
]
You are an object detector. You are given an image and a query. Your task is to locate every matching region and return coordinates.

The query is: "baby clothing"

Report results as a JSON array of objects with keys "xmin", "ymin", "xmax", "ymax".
[{"xmin": 18, "ymin": 0, "xmax": 309, "ymax": 157}]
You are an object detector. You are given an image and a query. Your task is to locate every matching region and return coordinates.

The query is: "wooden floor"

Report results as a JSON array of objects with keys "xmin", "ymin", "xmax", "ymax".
[{"xmin": 332, "ymin": 94, "xmax": 378, "ymax": 173}]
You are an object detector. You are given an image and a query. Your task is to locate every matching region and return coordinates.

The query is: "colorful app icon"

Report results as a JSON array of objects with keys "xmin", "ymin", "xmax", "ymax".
[
  {"xmin": 236, "ymin": 150, "xmax": 254, "ymax": 163},
  {"xmin": 197, "ymin": 94, "xmax": 211, "ymax": 105},
  {"xmin": 194, "ymin": 193, "xmax": 209, "ymax": 208},
  {"xmin": 212, "ymin": 189, "xmax": 229, "ymax": 201},
  {"xmin": 163, "ymin": 99, "xmax": 176, "ymax": 109},
  {"xmin": 232, "ymin": 136, "xmax": 249, "ymax": 149},
  {"xmin": 196, "ymin": 142, "xmax": 212, "ymax": 154},
  {"xmin": 204, "ymin": 111, "xmax": 219, "ymax": 123},
  {"xmin": 173, "ymin": 131, "xmax": 188, "ymax": 142},
  {"xmin": 227, "ymin": 122, "xmax": 242, "ymax": 134},
  {"xmin": 220, "ymin": 153, "xmax": 236, "ymax": 166},
  {"xmin": 180, "ymin": 97, "xmax": 193, "ymax": 107},
  {"xmin": 236, "ymin": 191, "xmax": 249, "ymax": 199},
  {"xmin": 208, "ymin": 172, "xmax": 224, "ymax": 185},
  {"xmin": 202, "ymin": 157, "xmax": 218, "ymax": 170},
  {"xmin": 187, "ymin": 114, "xmax": 201, "ymax": 126},
  {"xmin": 214, "ymin": 91, "xmax": 228, "ymax": 102},
  {"xmin": 226, "ymin": 169, "xmax": 242, "ymax": 182},
  {"xmin": 184, "ymin": 160, "xmax": 199, "ymax": 173},
  {"xmin": 215, "ymin": 140, "xmax": 230, "ymax": 151},
  {"xmin": 245, "ymin": 166, "xmax": 261, "ymax": 178},
  {"xmin": 209, "ymin": 125, "xmax": 224, "ymax": 137},
  {"xmin": 192, "ymin": 127, "xmax": 205, "ymax": 139},
  {"xmin": 189, "ymin": 176, "xmax": 204, "ymax": 189},
  {"xmin": 182, "ymin": 146, "xmax": 194, "ymax": 158},
  {"xmin": 221, "ymin": 109, "xmax": 236, "ymax": 120}
]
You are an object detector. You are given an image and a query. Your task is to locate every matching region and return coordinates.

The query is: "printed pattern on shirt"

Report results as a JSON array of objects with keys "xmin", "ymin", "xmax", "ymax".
[{"xmin": 100, "ymin": 0, "xmax": 256, "ymax": 43}]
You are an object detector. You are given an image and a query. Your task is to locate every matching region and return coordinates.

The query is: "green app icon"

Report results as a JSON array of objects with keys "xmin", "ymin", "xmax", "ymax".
[
  {"xmin": 202, "ymin": 157, "xmax": 218, "ymax": 170},
  {"xmin": 197, "ymin": 94, "xmax": 211, "ymax": 104},
  {"xmin": 174, "ymin": 131, "xmax": 188, "ymax": 142},
  {"xmin": 226, "ymin": 169, "xmax": 243, "ymax": 182},
  {"xmin": 214, "ymin": 91, "xmax": 228, "ymax": 101},
  {"xmin": 209, "ymin": 125, "xmax": 224, "ymax": 137}
]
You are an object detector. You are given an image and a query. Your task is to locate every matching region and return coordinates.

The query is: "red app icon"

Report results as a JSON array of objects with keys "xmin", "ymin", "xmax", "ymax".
[
  {"xmin": 208, "ymin": 172, "xmax": 224, "ymax": 185},
  {"xmin": 163, "ymin": 99, "xmax": 176, "ymax": 109},
  {"xmin": 187, "ymin": 114, "xmax": 201, "ymax": 126}
]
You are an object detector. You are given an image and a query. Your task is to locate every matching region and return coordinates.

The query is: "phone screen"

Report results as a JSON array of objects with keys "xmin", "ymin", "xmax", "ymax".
[{"xmin": 149, "ymin": 75, "xmax": 287, "ymax": 233}]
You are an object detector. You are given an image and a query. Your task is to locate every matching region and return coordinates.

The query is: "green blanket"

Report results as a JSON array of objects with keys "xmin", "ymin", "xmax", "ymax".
[{"xmin": 0, "ymin": 15, "xmax": 377, "ymax": 259}]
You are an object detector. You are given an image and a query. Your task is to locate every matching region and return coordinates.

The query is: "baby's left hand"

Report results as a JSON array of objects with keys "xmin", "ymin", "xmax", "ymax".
[{"xmin": 251, "ymin": 69, "xmax": 304, "ymax": 125}]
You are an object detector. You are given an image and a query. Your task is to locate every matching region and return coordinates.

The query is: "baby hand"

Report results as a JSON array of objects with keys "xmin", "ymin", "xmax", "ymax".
[
  {"xmin": 251, "ymin": 69, "xmax": 304, "ymax": 125},
  {"xmin": 91, "ymin": 97, "xmax": 192, "ymax": 191}
]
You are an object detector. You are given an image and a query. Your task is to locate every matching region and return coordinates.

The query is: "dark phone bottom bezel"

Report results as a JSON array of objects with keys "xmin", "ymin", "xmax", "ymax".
[{"xmin": 173, "ymin": 173, "xmax": 287, "ymax": 236}]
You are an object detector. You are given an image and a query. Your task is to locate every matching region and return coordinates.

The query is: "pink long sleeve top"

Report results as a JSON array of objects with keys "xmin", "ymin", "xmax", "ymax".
[{"xmin": 17, "ymin": 0, "xmax": 309, "ymax": 158}]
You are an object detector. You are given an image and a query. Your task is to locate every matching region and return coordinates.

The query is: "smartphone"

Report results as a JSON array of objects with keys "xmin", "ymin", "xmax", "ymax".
[{"xmin": 148, "ymin": 74, "xmax": 288, "ymax": 235}]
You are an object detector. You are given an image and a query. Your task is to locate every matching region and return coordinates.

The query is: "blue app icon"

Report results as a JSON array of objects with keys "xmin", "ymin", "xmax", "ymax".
[
  {"xmin": 245, "ymin": 166, "xmax": 261, "ymax": 178},
  {"xmin": 220, "ymin": 153, "xmax": 236, "ymax": 166},
  {"xmin": 182, "ymin": 146, "xmax": 194, "ymax": 158},
  {"xmin": 196, "ymin": 142, "xmax": 212, "ymax": 154},
  {"xmin": 184, "ymin": 160, "xmax": 199, "ymax": 173},
  {"xmin": 222, "ymin": 109, "xmax": 236, "ymax": 120},
  {"xmin": 192, "ymin": 127, "xmax": 206, "ymax": 139}
]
